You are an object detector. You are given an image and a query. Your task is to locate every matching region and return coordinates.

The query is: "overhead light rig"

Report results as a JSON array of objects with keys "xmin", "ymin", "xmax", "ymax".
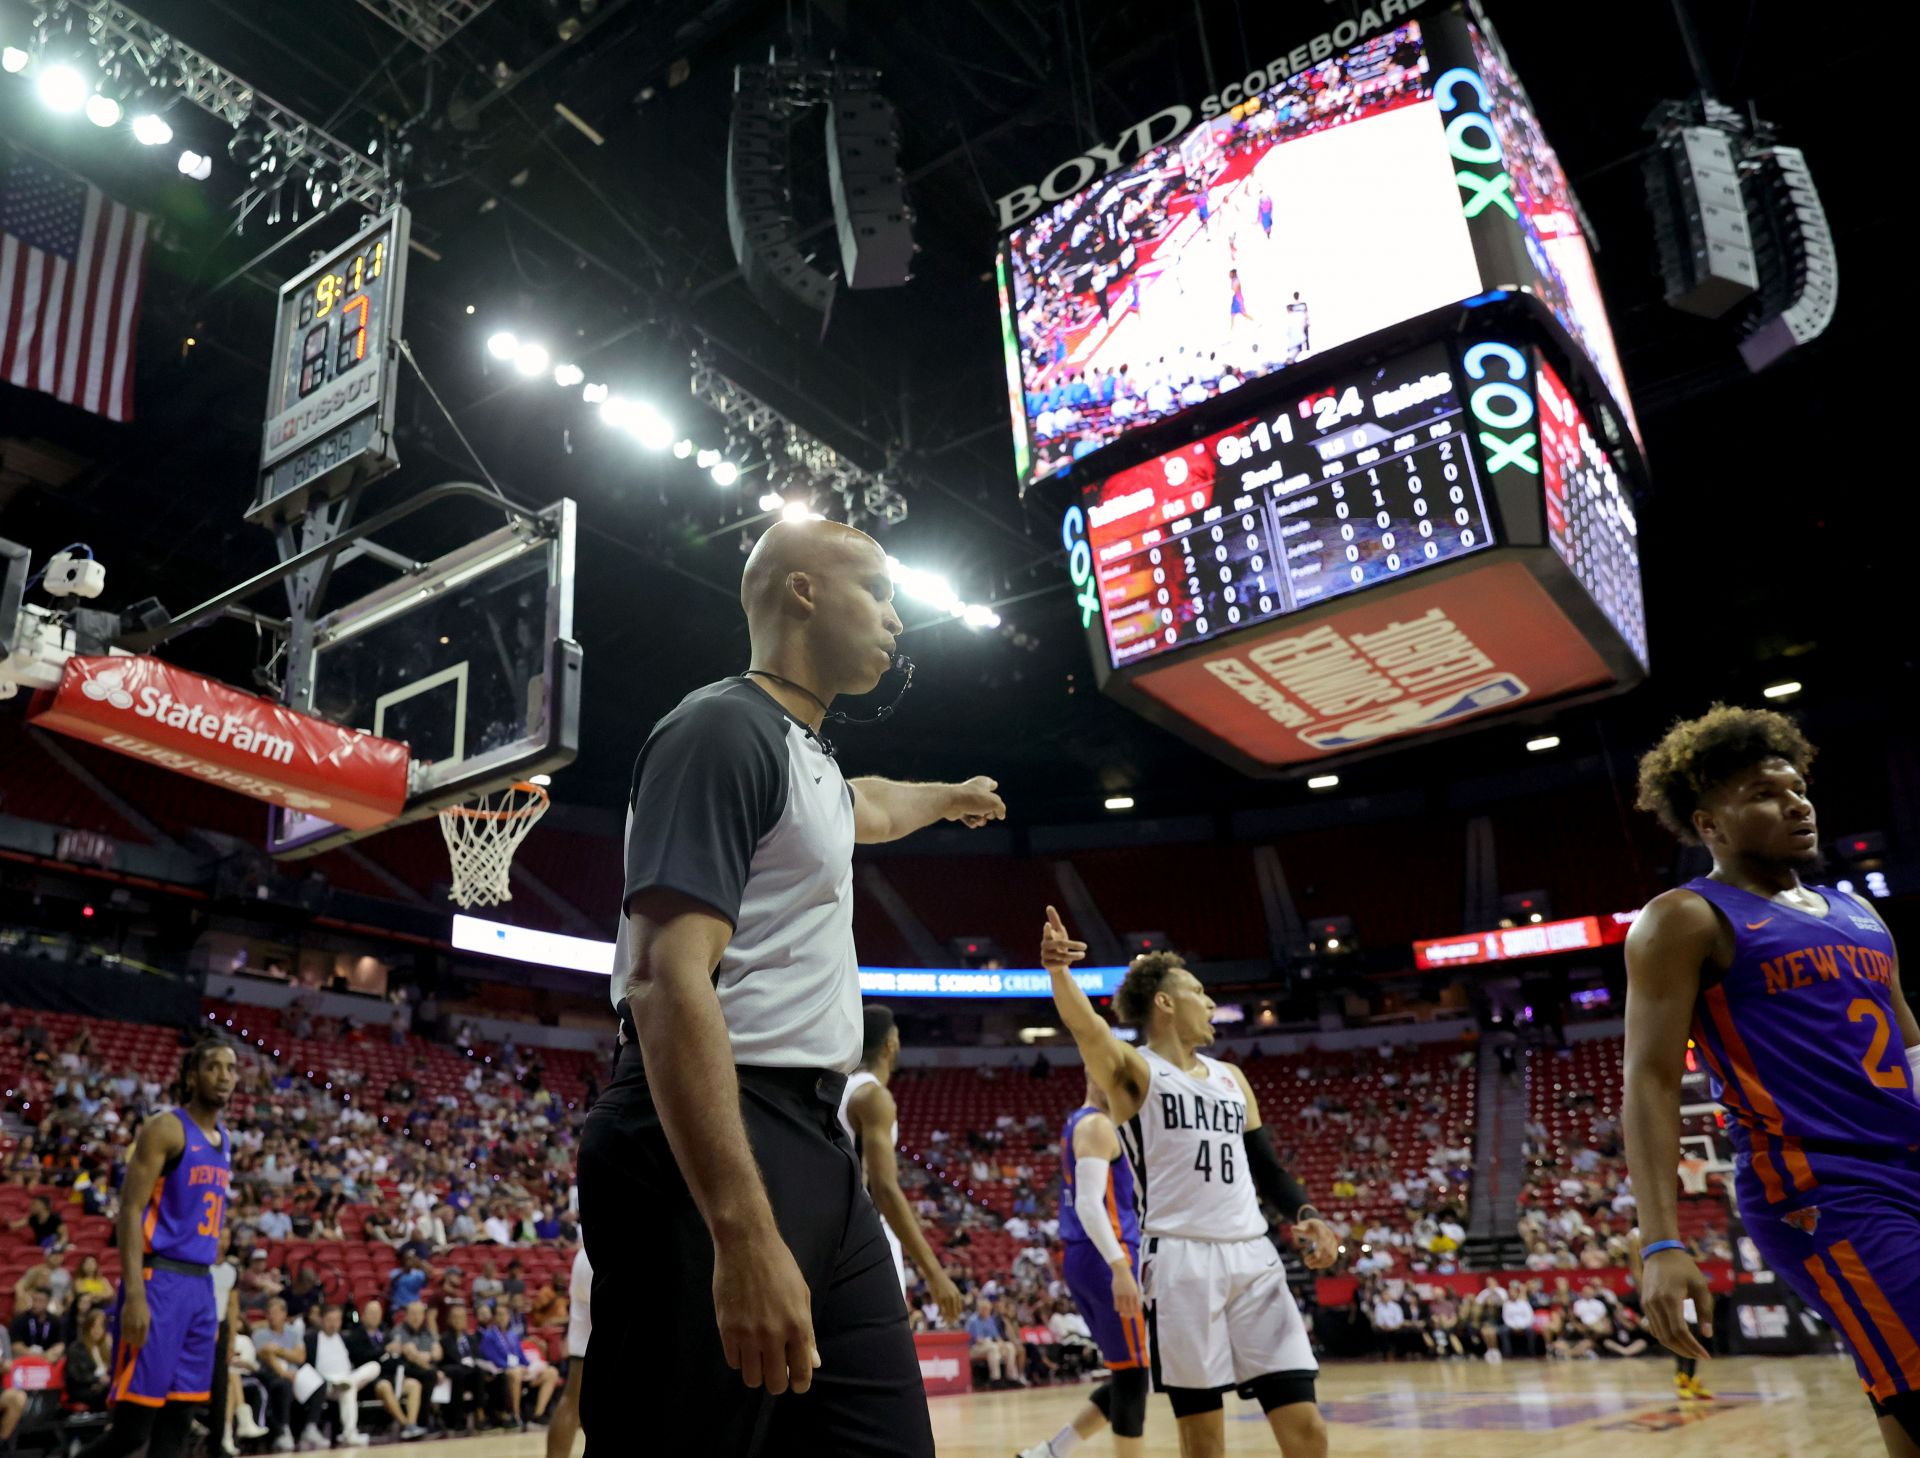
[
  {"xmin": 16, "ymin": 0, "xmax": 393, "ymax": 214},
  {"xmin": 351, "ymin": 0, "xmax": 498, "ymax": 53},
  {"xmin": 690, "ymin": 351, "xmax": 909, "ymax": 531}
]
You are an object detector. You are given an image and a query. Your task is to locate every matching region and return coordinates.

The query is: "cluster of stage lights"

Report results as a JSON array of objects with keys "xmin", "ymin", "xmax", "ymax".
[
  {"xmin": 481, "ymin": 324, "xmax": 1003, "ymax": 630},
  {"xmin": 0, "ymin": 44, "xmax": 208, "ymax": 178}
]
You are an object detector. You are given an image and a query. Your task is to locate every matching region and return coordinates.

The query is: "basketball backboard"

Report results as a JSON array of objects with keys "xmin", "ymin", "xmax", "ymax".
[{"xmin": 267, "ymin": 497, "xmax": 580, "ymax": 857}]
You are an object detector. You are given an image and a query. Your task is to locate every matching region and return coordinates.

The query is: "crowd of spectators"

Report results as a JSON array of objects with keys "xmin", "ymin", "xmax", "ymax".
[{"xmin": 1352, "ymin": 1274, "xmax": 1660, "ymax": 1363}]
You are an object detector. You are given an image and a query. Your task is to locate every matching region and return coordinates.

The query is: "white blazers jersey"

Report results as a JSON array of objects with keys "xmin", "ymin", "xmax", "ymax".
[
  {"xmin": 837, "ymin": 1070, "xmax": 909, "ymax": 1292},
  {"xmin": 1119, "ymin": 1047, "xmax": 1264, "ymax": 1241}
]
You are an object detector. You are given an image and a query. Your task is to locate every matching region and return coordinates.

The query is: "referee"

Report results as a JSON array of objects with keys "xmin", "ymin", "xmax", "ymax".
[{"xmin": 579, "ymin": 518, "xmax": 1005, "ymax": 1457}]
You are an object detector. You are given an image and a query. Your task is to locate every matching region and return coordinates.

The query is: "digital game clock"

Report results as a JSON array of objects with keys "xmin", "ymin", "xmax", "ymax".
[{"xmin": 251, "ymin": 206, "xmax": 411, "ymax": 524}]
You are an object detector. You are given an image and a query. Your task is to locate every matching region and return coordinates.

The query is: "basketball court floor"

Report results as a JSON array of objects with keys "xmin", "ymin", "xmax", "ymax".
[{"xmin": 413, "ymin": 1355, "xmax": 1877, "ymax": 1457}]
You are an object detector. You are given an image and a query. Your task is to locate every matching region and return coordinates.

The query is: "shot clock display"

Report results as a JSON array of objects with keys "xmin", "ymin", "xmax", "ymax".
[
  {"xmin": 1082, "ymin": 343, "xmax": 1495, "ymax": 670},
  {"xmin": 253, "ymin": 207, "xmax": 411, "ymax": 524},
  {"xmin": 286, "ymin": 236, "xmax": 389, "ymax": 402}
]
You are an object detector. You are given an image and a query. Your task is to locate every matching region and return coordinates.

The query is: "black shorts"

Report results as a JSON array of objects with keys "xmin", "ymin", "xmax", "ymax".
[{"xmin": 578, "ymin": 1047, "xmax": 933, "ymax": 1458}]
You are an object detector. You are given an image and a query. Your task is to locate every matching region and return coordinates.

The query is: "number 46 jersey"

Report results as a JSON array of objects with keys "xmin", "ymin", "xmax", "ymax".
[{"xmin": 1118, "ymin": 1048, "xmax": 1265, "ymax": 1241}]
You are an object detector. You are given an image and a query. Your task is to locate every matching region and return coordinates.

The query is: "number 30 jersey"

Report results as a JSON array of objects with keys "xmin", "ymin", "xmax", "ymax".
[
  {"xmin": 145, "ymin": 1109, "xmax": 231, "ymax": 1265},
  {"xmin": 1681, "ymin": 878, "xmax": 1920, "ymax": 1207},
  {"xmin": 1118, "ymin": 1048, "xmax": 1264, "ymax": 1241}
]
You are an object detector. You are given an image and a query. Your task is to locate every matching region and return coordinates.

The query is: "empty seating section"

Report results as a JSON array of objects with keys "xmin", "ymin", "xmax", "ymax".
[
  {"xmin": 873, "ymin": 855, "xmax": 1061, "ymax": 955},
  {"xmin": 0, "ymin": 719, "xmax": 151, "ymax": 843},
  {"xmin": 1268, "ymin": 818, "xmax": 1463, "ymax": 949},
  {"xmin": 1070, "ymin": 844, "xmax": 1267, "ymax": 961},
  {"xmin": 1484, "ymin": 788, "xmax": 1666, "ymax": 918}
]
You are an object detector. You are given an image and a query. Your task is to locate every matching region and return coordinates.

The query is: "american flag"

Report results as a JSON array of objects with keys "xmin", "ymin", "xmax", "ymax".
[{"xmin": 0, "ymin": 152, "xmax": 150, "ymax": 423}]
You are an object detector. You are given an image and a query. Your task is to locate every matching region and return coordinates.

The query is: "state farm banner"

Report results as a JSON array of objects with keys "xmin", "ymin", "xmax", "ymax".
[{"xmin": 28, "ymin": 656, "xmax": 409, "ymax": 831}]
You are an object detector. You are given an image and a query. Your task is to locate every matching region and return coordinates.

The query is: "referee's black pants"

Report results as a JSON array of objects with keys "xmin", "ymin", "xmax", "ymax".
[{"xmin": 579, "ymin": 1046, "xmax": 934, "ymax": 1458}]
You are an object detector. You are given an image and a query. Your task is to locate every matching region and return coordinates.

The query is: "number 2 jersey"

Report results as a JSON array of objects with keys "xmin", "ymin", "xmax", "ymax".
[
  {"xmin": 145, "ymin": 1108, "xmax": 231, "ymax": 1265},
  {"xmin": 1682, "ymin": 878, "xmax": 1920, "ymax": 1206},
  {"xmin": 1117, "ymin": 1047, "xmax": 1264, "ymax": 1241}
]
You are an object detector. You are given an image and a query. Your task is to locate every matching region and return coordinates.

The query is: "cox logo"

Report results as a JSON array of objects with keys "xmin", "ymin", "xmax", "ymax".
[
  {"xmin": 1463, "ymin": 342, "xmax": 1539, "ymax": 479},
  {"xmin": 1061, "ymin": 505, "xmax": 1100, "ymax": 629},
  {"xmin": 1434, "ymin": 67, "xmax": 1517, "ymax": 222}
]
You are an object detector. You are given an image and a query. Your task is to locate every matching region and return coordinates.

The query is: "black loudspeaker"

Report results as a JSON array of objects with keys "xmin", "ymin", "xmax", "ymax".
[
  {"xmin": 826, "ymin": 72, "xmax": 912, "ymax": 290},
  {"xmin": 727, "ymin": 68, "xmax": 837, "ymax": 332}
]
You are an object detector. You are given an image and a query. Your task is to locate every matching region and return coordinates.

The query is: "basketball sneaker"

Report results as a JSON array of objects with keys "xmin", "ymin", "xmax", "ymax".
[{"xmin": 1683, "ymin": 1372, "xmax": 1715, "ymax": 1400}]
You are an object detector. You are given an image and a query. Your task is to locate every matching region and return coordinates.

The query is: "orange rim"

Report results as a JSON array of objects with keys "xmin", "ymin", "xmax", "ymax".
[{"xmin": 439, "ymin": 782, "xmax": 550, "ymax": 820}]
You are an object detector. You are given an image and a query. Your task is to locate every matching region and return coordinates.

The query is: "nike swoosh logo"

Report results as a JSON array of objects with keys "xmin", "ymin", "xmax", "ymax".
[{"xmin": 1745, "ymin": 918, "xmax": 1774, "ymax": 929}]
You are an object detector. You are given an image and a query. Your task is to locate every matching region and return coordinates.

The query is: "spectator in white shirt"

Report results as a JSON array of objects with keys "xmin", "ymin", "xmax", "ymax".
[{"xmin": 1500, "ymin": 1297, "xmax": 1543, "ymax": 1359}]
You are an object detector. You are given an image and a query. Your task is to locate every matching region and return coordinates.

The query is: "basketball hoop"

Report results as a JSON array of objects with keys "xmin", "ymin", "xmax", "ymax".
[{"xmin": 437, "ymin": 781, "xmax": 550, "ymax": 909}]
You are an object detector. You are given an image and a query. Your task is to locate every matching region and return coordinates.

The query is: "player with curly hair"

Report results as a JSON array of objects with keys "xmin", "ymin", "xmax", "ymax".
[{"xmin": 1624, "ymin": 705, "xmax": 1920, "ymax": 1457}]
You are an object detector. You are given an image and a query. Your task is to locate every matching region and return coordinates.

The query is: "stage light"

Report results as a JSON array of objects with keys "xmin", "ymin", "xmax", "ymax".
[
  {"xmin": 85, "ymin": 92, "xmax": 121, "ymax": 128},
  {"xmin": 38, "ymin": 64, "xmax": 87, "ymax": 114},
  {"xmin": 634, "ymin": 411, "xmax": 674, "ymax": 450},
  {"xmin": 758, "ymin": 492, "xmax": 783, "ymax": 512},
  {"xmin": 781, "ymin": 500, "xmax": 813, "ymax": 523},
  {"xmin": 464, "ymin": 304, "xmax": 475, "ymax": 315},
  {"xmin": 1526, "ymin": 735, "xmax": 1560, "ymax": 752},
  {"xmin": 580, "ymin": 382, "xmax": 608, "ymax": 404},
  {"xmin": 1, "ymin": 46, "xmax": 27, "ymax": 74},
  {"xmin": 695, "ymin": 448, "xmax": 720, "ymax": 469},
  {"xmin": 1528, "ymin": 913, "xmax": 1543, "ymax": 924},
  {"xmin": 177, "ymin": 150, "xmax": 211, "ymax": 180},
  {"xmin": 710, "ymin": 460, "xmax": 739, "ymax": 487},
  {"xmin": 1104, "ymin": 795, "xmax": 1134, "ymax": 812},
  {"xmin": 599, "ymin": 396, "xmax": 637, "ymax": 429},
  {"xmin": 1325, "ymin": 937, "xmax": 1340, "ymax": 950},
  {"xmin": 672, "ymin": 439, "xmax": 694, "ymax": 459},
  {"xmin": 961, "ymin": 603, "xmax": 1000, "ymax": 629},
  {"xmin": 552, "ymin": 362, "xmax": 584, "ymax": 388},
  {"xmin": 485, "ymin": 330, "xmax": 518, "ymax": 360},
  {"xmin": 513, "ymin": 341, "xmax": 549, "ymax": 377},
  {"xmin": 81, "ymin": 904, "xmax": 95, "ymax": 918},
  {"xmin": 1762, "ymin": 680, "xmax": 1802, "ymax": 700},
  {"xmin": 130, "ymin": 112, "xmax": 172, "ymax": 146},
  {"xmin": 1307, "ymin": 774, "xmax": 1340, "ymax": 790}
]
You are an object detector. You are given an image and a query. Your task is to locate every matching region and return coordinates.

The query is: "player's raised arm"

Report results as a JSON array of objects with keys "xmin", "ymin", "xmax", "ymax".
[
  {"xmin": 115, "ymin": 1109, "xmax": 186, "ymax": 1349},
  {"xmin": 1622, "ymin": 889, "xmax": 1718, "ymax": 1361},
  {"xmin": 1042, "ymin": 906, "xmax": 1150, "ymax": 1122},
  {"xmin": 1225, "ymin": 1062, "xmax": 1337, "ymax": 1269}
]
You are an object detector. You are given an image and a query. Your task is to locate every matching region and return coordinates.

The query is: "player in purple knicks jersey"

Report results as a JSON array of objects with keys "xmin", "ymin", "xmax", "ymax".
[
  {"xmin": 77, "ymin": 1037, "xmax": 237, "ymax": 1458},
  {"xmin": 1016, "ymin": 1080, "xmax": 1149, "ymax": 1458},
  {"xmin": 1625, "ymin": 707, "xmax": 1920, "ymax": 1457}
]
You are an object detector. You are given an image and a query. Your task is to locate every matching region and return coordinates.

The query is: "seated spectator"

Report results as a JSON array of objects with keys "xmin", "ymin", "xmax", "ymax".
[
  {"xmin": 1601, "ymin": 1307, "xmax": 1651, "ymax": 1357},
  {"xmin": 70, "ymin": 1252, "xmax": 112, "ymax": 1306},
  {"xmin": 283, "ymin": 1266, "xmax": 325, "ymax": 1326},
  {"xmin": 241, "ymin": 1247, "xmax": 285, "ymax": 1314},
  {"xmin": 480, "ymin": 1299, "xmax": 556, "ymax": 1427},
  {"xmin": 389, "ymin": 1250, "xmax": 429, "ymax": 1311},
  {"xmin": 470, "ymin": 1260, "xmax": 505, "ymax": 1306},
  {"xmin": 252, "ymin": 1298, "xmax": 306, "ymax": 1446},
  {"xmin": 10, "ymin": 1288, "xmax": 65, "ymax": 1362},
  {"xmin": 0, "ymin": 1329, "xmax": 29, "ymax": 1443},
  {"xmin": 64, "ymin": 1305, "xmax": 115, "ymax": 1410},
  {"xmin": 527, "ymin": 1278, "xmax": 567, "ymax": 1330},
  {"xmin": 1499, "ymin": 1292, "xmax": 1543, "ymax": 1359},
  {"xmin": 964, "ymin": 1297, "xmax": 1026, "ymax": 1388},
  {"xmin": 435, "ymin": 1306, "xmax": 490, "ymax": 1435},
  {"xmin": 8, "ymin": 1194, "xmax": 66, "ymax": 1250}
]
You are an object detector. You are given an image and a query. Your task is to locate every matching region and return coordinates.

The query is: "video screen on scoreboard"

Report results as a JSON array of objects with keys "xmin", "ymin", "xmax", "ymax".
[
  {"xmin": 1000, "ymin": 20, "xmax": 1483, "ymax": 486},
  {"xmin": 1466, "ymin": 24, "xmax": 1641, "ymax": 447},
  {"xmin": 1083, "ymin": 342, "xmax": 1497, "ymax": 670}
]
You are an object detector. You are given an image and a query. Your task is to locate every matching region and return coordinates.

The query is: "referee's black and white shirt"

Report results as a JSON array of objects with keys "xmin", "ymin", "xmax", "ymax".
[{"xmin": 610, "ymin": 677, "xmax": 862, "ymax": 1073}]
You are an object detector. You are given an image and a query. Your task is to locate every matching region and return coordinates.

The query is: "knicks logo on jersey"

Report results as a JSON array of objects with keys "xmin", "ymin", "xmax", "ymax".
[
  {"xmin": 1783, "ymin": 1207, "xmax": 1821, "ymax": 1234},
  {"xmin": 1158, "ymin": 1091, "xmax": 1247, "ymax": 1136},
  {"xmin": 1759, "ymin": 943, "xmax": 1894, "ymax": 996}
]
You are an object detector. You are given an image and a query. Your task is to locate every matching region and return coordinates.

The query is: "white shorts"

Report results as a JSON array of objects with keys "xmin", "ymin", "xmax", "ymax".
[
  {"xmin": 566, "ymin": 1248, "xmax": 593, "ymax": 1359},
  {"xmin": 880, "ymin": 1214, "xmax": 908, "ymax": 1296},
  {"xmin": 1140, "ymin": 1235, "xmax": 1316, "ymax": 1391}
]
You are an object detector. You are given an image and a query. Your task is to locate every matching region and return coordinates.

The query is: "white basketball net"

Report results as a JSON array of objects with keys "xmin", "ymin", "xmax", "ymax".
[{"xmin": 438, "ymin": 781, "xmax": 550, "ymax": 909}]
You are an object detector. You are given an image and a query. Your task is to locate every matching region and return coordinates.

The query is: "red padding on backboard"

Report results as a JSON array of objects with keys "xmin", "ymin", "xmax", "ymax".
[{"xmin": 28, "ymin": 655, "xmax": 409, "ymax": 830}]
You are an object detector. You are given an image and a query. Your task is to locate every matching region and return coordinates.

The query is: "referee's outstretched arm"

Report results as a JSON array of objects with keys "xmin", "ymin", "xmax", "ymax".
[{"xmin": 621, "ymin": 886, "xmax": 820, "ymax": 1398}]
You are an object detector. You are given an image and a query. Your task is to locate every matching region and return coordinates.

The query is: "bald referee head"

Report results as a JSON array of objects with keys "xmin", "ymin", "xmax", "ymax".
[
  {"xmin": 579, "ymin": 514, "xmax": 1002, "ymax": 1457},
  {"xmin": 741, "ymin": 518, "xmax": 901, "ymax": 701}
]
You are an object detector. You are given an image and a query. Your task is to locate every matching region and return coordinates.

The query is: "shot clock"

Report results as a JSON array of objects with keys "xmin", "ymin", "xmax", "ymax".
[{"xmin": 252, "ymin": 207, "xmax": 412, "ymax": 524}]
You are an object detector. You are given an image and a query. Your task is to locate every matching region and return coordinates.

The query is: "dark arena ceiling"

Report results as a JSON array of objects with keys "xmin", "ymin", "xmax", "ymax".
[{"xmin": 0, "ymin": 0, "xmax": 1905, "ymax": 829}]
